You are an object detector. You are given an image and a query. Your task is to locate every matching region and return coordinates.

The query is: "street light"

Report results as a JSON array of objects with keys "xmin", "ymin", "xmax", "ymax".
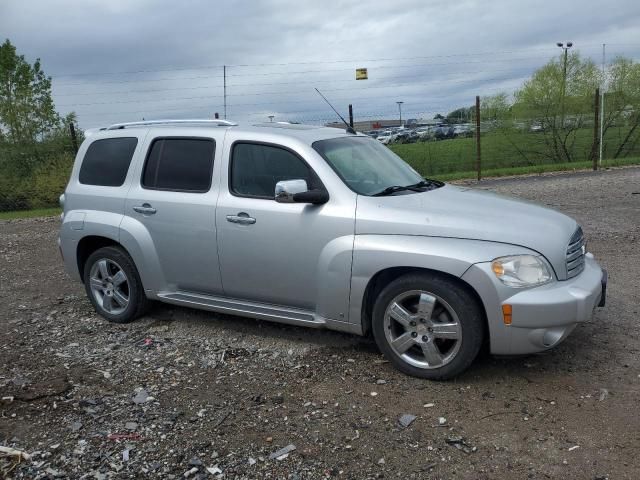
[
  {"xmin": 396, "ymin": 101, "xmax": 404, "ymax": 127},
  {"xmin": 557, "ymin": 42, "xmax": 573, "ymax": 129}
]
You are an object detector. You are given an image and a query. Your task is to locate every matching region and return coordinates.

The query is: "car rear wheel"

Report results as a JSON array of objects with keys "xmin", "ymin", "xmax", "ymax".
[
  {"xmin": 372, "ymin": 273, "xmax": 484, "ymax": 380},
  {"xmin": 83, "ymin": 246, "xmax": 149, "ymax": 323}
]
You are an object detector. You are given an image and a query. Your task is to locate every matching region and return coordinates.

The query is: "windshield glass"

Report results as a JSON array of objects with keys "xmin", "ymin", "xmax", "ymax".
[{"xmin": 312, "ymin": 136, "xmax": 426, "ymax": 196}]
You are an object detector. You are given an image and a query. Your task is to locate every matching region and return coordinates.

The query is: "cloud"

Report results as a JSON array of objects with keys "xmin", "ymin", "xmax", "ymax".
[{"xmin": 2, "ymin": 0, "xmax": 639, "ymax": 128}]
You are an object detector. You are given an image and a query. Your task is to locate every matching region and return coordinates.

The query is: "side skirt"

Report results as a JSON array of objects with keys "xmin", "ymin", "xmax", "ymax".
[{"xmin": 156, "ymin": 291, "xmax": 363, "ymax": 335}]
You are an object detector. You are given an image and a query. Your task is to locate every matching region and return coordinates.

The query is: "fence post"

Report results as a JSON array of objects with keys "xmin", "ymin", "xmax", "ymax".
[
  {"xmin": 475, "ymin": 96, "xmax": 481, "ymax": 181},
  {"xmin": 69, "ymin": 123, "xmax": 79, "ymax": 154},
  {"xmin": 348, "ymin": 104, "xmax": 354, "ymax": 128},
  {"xmin": 592, "ymin": 87, "xmax": 600, "ymax": 171}
]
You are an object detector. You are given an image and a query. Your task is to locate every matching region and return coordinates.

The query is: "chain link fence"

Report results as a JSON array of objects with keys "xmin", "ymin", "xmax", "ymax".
[{"xmin": 1, "ymin": 90, "xmax": 639, "ymax": 213}]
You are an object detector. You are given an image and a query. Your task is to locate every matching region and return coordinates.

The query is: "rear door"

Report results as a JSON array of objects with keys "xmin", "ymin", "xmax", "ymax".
[{"xmin": 124, "ymin": 130, "xmax": 224, "ymax": 294}]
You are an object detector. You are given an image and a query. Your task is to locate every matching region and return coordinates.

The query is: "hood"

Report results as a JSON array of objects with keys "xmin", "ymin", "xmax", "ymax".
[{"xmin": 355, "ymin": 184, "xmax": 578, "ymax": 278}]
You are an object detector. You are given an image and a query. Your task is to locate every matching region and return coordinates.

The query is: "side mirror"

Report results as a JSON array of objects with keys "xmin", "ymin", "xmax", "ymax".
[{"xmin": 275, "ymin": 179, "xmax": 329, "ymax": 205}]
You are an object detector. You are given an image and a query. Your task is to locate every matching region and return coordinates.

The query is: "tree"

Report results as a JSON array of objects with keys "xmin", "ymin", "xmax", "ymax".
[
  {"xmin": 433, "ymin": 113, "xmax": 444, "ymax": 120},
  {"xmin": 602, "ymin": 56, "xmax": 640, "ymax": 158},
  {"xmin": 0, "ymin": 39, "xmax": 59, "ymax": 144},
  {"xmin": 514, "ymin": 52, "xmax": 600, "ymax": 162},
  {"xmin": 481, "ymin": 93, "xmax": 511, "ymax": 123},
  {"xmin": 446, "ymin": 106, "xmax": 473, "ymax": 124}
]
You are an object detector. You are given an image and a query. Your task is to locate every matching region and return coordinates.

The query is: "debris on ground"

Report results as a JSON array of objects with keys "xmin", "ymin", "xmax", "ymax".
[
  {"xmin": 1, "ymin": 169, "xmax": 640, "ymax": 478},
  {"xmin": 398, "ymin": 414, "xmax": 417, "ymax": 428},
  {"xmin": 445, "ymin": 437, "xmax": 477, "ymax": 454},
  {"xmin": 269, "ymin": 444, "xmax": 296, "ymax": 460}
]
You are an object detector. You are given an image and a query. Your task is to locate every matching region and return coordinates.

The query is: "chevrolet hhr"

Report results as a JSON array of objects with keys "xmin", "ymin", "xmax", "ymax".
[{"xmin": 58, "ymin": 119, "xmax": 606, "ymax": 379}]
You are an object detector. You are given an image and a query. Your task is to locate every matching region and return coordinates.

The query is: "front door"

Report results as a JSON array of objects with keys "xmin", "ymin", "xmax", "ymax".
[
  {"xmin": 216, "ymin": 141, "xmax": 354, "ymax": 312},
  {"xmin": 124, "ymin": 134, "xmax": 223, "ymax": 294}
]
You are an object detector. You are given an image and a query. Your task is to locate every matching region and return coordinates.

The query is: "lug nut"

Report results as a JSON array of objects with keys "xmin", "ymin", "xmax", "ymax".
[
  {"xmin": 411, "ymin": 332, "xmax": 417, "ymax": 338},
  {"xmin": 422, "ymin": 335, "xmax": 428, "ymax": 341},
  {"xmin": 420, "ymin": 318, "xmax": 426, "ymax": 323},
  {"xmin": 410, "ymin": 321, "xmax": 416, "ymax": 327}
]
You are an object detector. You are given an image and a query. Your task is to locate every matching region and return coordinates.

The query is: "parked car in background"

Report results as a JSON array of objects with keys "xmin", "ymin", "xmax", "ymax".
[
  {"xmin": 376, "ymin": 130, "xmax": 394, "ymax": 144},
  {"xmin": 452, "ymin": 125, "xmax": 473, "ymax": 138},
  {"xmin": 59, "ymin": 119, "xmax": 606, "ymax": 380},
  {"xmin": 433, "ymin": 125, "xmax": 455, "ymax": 140}
]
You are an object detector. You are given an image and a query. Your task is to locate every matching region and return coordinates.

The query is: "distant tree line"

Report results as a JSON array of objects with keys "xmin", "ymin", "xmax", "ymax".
[
  {"xmin": 438, "ymin": 53, "xmax": 640, "ymax": 163},
  {"xmin": 0, "ymin": 39, "xmax": 79, "ymax": 210}
]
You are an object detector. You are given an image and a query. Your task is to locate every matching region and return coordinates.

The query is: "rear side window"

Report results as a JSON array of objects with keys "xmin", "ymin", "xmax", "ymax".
[
  {"xmin": 230, "ymin": 142, "xmax": 317, "ymax": 198},
  {"xmin": 79, "ymin": 137, "xmax": 138, "ymax": 186},
  {"xmin": 142, "ymin": 138, "xmax": 215, "ymax": 192}
]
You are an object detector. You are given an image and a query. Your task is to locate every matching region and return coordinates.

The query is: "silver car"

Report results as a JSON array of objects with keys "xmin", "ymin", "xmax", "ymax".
[{"xmin": 58, "ymin": 119, "xmax": 606, "ymax": 380}]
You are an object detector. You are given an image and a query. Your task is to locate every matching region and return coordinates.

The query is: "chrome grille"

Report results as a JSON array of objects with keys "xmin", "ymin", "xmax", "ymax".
[{"xmin": 566, "ymin": 227, "xmax": 585, "ymax": 278}]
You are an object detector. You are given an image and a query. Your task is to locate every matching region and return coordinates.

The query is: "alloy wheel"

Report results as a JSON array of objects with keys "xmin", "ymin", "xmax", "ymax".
[
  {"xmin": 89, "ymin": 258, "xmax": 130, "ymax": 315},
  {"xmin": 383, "ymin": 290, "xmax": 462, "ymax": 369}
]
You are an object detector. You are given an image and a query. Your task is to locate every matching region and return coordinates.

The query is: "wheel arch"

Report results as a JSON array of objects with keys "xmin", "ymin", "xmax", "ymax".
[
  {"xmin": 359, "ymin": 267, "xmax": 489, "ymax": 347},
  {"xmin": 76, "ymin": 235, "xmax": 123, "ymax": 281}
]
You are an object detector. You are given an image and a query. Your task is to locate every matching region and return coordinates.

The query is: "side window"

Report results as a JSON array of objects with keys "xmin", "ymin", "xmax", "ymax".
[
  {"xmin": 79, "ymin": 137, "xmax": 138, "ymax": 186},
  {"xmin": 230, "ymin": 143, "xmax": 318, "ymax": 198},
  {"xmin": 142, "ymin": 138, "xmax": 215, "ymax": 192}
]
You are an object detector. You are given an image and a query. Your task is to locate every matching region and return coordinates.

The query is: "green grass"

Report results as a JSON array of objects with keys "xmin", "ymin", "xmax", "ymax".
[
  {"xmin": 433, "ymin": 156, "xmax": 640, "ymax": 181},
  {"xmin": 390, "ymin": 128, "xmax": 640, "ymax": 180},
  {"xmin": 0, "ymin": 207, "xmax": 61, "ymax": 220}
]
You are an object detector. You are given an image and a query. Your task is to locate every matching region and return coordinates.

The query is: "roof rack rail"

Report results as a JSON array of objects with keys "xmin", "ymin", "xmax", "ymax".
[{"xmin": 106, "ymin": 119, "xmax": 237, "ymax": 130}]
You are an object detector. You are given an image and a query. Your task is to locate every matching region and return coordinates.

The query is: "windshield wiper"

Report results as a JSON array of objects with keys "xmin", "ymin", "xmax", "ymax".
[{"xmin": 372, "ymin": 179, "xmax": 442, "ymax": 196}]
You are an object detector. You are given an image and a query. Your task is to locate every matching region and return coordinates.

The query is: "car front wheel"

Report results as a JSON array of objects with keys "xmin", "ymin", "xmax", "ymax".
[{"xmin": 372, "ymin": 273, "xmax": 484, "ymax": 380}]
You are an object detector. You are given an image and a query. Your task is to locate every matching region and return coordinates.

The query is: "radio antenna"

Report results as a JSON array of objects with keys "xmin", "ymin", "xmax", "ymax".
[{"xmin": 315, "ymin": 88, "xmax": 357, "ymax": 135}]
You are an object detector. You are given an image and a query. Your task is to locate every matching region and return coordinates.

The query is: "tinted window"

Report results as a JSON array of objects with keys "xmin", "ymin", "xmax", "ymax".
[
  {"xmin": 142, "ymin": 138, "xmax": 215, "ymax": 192},
  {"xmin": 79, "ymin": 137, "xmax": 138, "ymax": 186},
  {"xmin": 230, "ymin": 143, "xmax": 317, "ymax": 198}
]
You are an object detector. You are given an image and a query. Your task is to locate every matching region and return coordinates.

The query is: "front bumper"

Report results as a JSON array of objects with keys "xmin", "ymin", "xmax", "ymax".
[{"xmin": 462, "ymin": 253, "xmax": 605, "ymax": 355}]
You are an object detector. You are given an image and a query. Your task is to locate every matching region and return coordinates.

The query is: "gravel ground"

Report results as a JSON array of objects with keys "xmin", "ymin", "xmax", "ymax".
[{"xmin": 1, "ymin": 167, "xmax": 639, "ymax": 479}]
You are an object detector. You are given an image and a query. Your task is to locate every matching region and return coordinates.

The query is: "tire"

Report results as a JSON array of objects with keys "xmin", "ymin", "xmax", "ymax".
[
  {"xmin": 371, "ymin": 273, "xmax": 484, "ymax": 380},
  {"xmin": 83, "ymin": 246, "xmax": 149, "ymax": 323}
]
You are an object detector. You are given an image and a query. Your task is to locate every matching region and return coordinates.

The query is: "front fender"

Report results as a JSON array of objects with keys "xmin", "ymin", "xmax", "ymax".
[{"xmin": 348, "ymin": 235, "xmax": 537, "ymax": 326}]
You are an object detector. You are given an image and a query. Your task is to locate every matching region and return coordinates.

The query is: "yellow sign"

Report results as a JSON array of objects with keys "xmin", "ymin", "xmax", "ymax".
[{"xmin": 355, "ymin": 68, "xmax": 368, "ymax": 80}]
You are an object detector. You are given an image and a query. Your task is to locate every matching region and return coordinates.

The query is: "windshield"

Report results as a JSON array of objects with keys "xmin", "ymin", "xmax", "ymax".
[{"xmin": 312, "ymin": 136, "xmax": 427, "ymax": 196}]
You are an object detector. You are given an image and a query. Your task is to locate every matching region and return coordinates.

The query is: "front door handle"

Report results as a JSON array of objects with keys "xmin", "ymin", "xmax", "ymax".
[
  {"xmin": 133, "ymin": 203, "xmax": 157, "ymax": 215},
  {"xmin": 226, "ymin": 212, "xmax": 256, "ymax": 225}
]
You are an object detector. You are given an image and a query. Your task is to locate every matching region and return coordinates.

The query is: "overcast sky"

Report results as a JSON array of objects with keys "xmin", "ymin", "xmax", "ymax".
[{"xmin": 2, "ymin": 0, "xmax": 640, "ymax": 129}]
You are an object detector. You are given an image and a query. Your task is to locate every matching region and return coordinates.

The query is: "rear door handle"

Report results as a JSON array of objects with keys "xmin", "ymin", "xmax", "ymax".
[
  {"xmin": 226, "ymin": 212, "xmax": 256, "ymax": 225},
  {"xmin": 133, "ymin": 203, "xmax": 157, "ymax": 215}
]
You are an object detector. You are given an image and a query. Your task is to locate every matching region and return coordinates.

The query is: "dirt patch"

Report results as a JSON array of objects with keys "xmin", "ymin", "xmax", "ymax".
[{"xmin": 1, "ymin": 168, "xmax": 639, "ymax": 478}]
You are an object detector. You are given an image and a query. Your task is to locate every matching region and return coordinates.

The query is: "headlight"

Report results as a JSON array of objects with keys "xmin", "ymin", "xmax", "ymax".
[{"xmin": 491, "ymin": 255, "xmax": 552, "ymax": 288}]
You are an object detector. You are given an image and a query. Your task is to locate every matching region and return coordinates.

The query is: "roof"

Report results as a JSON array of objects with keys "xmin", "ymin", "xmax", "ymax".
[{"xmin": 96, "ymin": 119, "xmax": 358, "ymax": 144}]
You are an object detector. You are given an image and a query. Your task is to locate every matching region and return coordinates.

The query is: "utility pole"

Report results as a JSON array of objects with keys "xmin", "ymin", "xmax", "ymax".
[
  {"xmin": 475, "ymin": 96, "xmax": 481, "ymax": 181},
  {"xmin": 69, "ymin": 123, "xmax": 78, "ymax": 153},
  {"xmin": 599, "ymin": 43, "xmax": 606, "ymax": 165},
  {"xmin": 592, "ymin": 88, "xmax": 600, "ymax": 171},
  {"xmin": 396, "ymin": 101, "xmax": 404, "ymax": 127},
  {"xmin": 223, "ymin": 65, "xmax": 227, "ymax": 119},
  {"xmin": 557, "ymin": 42, "xmax": 573, "ymax": 129}
]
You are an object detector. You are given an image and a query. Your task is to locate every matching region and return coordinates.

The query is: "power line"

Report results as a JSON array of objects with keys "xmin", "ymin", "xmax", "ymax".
[
  {"xmin": 49, "ymin": 47, "xmax": 576, "ymax": 77},
  {"xmin": 53, "ymin": 66, "xmax": 538, "ymax": 97},
  {"xmin": 51, "ymin": 53, "xmax": 563, "ymax": 86}
]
